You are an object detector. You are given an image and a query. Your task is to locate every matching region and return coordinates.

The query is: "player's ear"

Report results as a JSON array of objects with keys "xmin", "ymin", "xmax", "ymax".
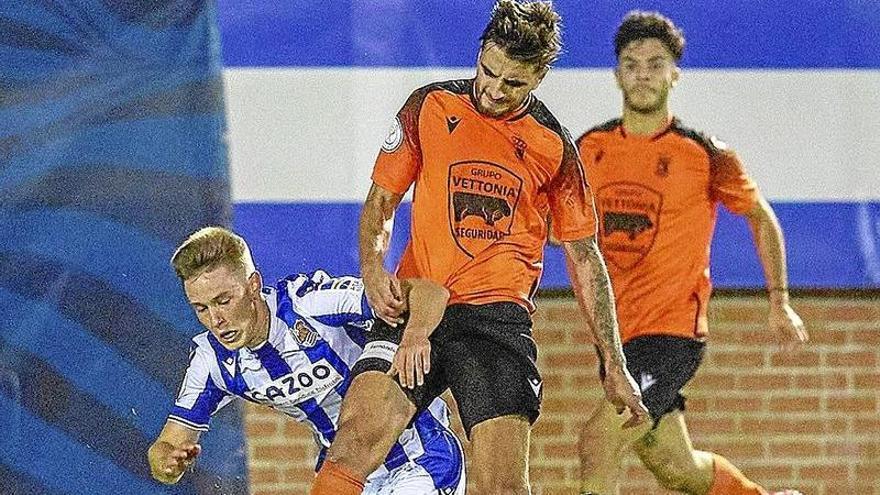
[
  {"xmin": 671, "ymin": 65, "xmax": 681, "ymax": 87},
  {"xmin": 248, "ymin": 271, "xmax": 263, "ymax": 297}
]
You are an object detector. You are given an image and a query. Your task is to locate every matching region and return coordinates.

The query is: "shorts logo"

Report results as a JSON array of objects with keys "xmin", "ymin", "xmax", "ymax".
[
  {"xmin": 528, "ymin": 377, "xmax": 542, "ymax": 398},
  {"xmin": 381, "ymin": 117, "xmax": 404, "ymax": 153},
  {"xmin": 597, "ymin": 182, "xmax": 663, "ymax": 270},
  {"xmin": 448, "ymin": 161, "xmax": 523, "ymax": 257},
  {"xmin": 639, "ymin": 372, "xmax": 658, "ymax": 392},
  {"xmin": 292, "ymin": 319, "xmax": 318, "ymax": 348}
]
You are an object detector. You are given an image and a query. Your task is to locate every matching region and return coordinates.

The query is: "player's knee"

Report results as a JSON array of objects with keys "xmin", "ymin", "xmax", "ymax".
[
  {"xmin": 332, "ymin": 408, "xmax": 403, "ymax": 459},
  {"xmin": 470, "ymin": 469, "xmax": 529, "ymax": 495},
  {"xmin": 656, "ymin": 470, "xmax": 691, "ymax": 492},
  {"xmin": 640, "ymin": 447, "xmax": 707, "ymax": 494},
  {"xmin": 329, "ymin": 393, "xmax": 412, "ymax": 467}
]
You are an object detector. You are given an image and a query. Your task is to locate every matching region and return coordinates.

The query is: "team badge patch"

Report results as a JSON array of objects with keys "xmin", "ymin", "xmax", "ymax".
[
  {"xmin": 381, "ymin": 116, "xmax": 404, "ymax": 153},
  {"xmin": 596, "ymin": 182, "xmax": 663, "ymax": 270},
  {"xmin": 448, "ymin": 161, "xmax": 523, "ymax": 257},
  {"xmin": 292, "ymin": 319, "xmax": 319, "ymax": 348},
  {"xmin": 655, "ymin": 154, "xmax": 670, "ymax": 178}
]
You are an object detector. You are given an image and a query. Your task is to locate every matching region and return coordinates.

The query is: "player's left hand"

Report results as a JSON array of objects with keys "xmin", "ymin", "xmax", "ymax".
[
  {"xmin": 769, "ymin": 302, "xmax": 808, "ymax": 351},
  {"xmin": 601, "ymin": 364, "xmax": 650, "ymax": 429},
  {"xmin": 158, "ymin": 442, "xmax": 201, "ymax": 482},
  {"xmin": 388, "ymin": 327, "xmax": 431, "ymax": 389}
]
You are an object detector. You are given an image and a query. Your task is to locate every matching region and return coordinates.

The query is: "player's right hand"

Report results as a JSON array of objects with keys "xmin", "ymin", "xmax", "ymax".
[
  {"xmin": 602, "ymin": 365, "xmax": 650, "ymax": 429},
  {"xmin": 363, "ymin": 268, "xmax": 405, "ymax": 327},
  {"xmin": 158, "ymin": 443, "xmax": 201, "ymax": 483}
]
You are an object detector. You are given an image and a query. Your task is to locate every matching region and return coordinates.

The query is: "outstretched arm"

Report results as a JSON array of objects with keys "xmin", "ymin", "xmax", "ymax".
[
  {"xmin": 563, "ymin": 235, "xmax": 648, "ymax": 428},
  {"xmin": 147, "ymin": 421, "xmax": 202, "ymax": 484},
  {"xmin": 359, "ymin": 182, "xmax": 406, "ymax": 326},
  {"xmin": 743, "ymin": 195, "xmax": 808, "ymax": 349},
  {"xmin": 389, "ymin": 278, "xmax": 450, "ymax": 389}
]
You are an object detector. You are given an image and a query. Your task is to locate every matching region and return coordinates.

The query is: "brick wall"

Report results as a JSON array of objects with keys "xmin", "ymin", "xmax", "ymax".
[{"xmin": 245, "ymin": 295, "xmax": 880, "ymax": 495}]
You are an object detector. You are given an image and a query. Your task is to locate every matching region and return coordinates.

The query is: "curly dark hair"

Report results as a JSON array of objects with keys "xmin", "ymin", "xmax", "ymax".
[
  {"xmin": 480, "ymin": 0, "xmax": 562, "ymax": 69},
  {"xmin": 614, "ymin": 11, "xmax": 685, "ymax": 62}
]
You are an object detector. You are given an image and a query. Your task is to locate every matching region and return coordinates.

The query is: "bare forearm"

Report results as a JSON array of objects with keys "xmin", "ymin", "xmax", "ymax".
[
  {"xmin": 403, "ymin": 279, "xmax": 449, "ymax": 336},
  {"xmin": 746, "ymin": 197, "xmax": 790, "ymax": 304},
  {"xmin": 359, "ymin": 184, "xmax": 401, "ymax": 275},
  {"xmin": 563, "ymin": 236, "xmax": 625, "ymax": 367}
]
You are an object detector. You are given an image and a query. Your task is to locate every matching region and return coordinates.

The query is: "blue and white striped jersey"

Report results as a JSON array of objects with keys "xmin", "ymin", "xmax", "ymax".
[{"xmin": 168, "ymin": 271, "xmax": 463, "ymax": 487}]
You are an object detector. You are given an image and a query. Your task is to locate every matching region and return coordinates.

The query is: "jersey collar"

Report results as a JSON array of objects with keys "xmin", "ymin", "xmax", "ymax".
[
  {"xmin": 468, "ymin": 78, "xmax": 534, "ymax": 122},
  {"xmin": 619, "ymin": 115, "xmax": 676, "ymax": 141}
]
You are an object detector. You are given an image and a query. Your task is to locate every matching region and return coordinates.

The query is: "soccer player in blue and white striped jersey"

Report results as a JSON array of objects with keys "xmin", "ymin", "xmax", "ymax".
[{"xmin": 147, "ymin": 227, "xmax": 465, "ymax": 494}]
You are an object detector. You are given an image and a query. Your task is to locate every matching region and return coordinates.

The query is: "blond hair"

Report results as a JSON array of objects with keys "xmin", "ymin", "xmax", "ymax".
[
  {"xmin": 481, "ymin": 0, "xmax": 563, "ymax": 70},
  {"xmin": 170, "ymin": 226, "xmax": 255, "ymax": 281}
]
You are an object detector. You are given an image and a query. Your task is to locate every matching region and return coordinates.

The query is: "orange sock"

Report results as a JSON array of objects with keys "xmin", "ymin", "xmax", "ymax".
[
  {"xmin": 707, "ymin": 454, "xmax": 768, "ymax": 495},
  {"xmin": 310, "ymin": 460, "xmax": 365, "ymax": 495}
]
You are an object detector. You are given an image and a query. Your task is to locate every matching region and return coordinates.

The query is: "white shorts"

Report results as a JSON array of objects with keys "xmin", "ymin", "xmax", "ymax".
[{"xmin": 364, "ymin": 459, "xmax": 466, "ymax": 495}]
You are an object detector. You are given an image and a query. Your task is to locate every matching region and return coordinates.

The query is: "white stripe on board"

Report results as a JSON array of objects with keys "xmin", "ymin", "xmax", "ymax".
[{"xmin": 224, "ymin": 68, "xmax": 880, "ymax": 202}]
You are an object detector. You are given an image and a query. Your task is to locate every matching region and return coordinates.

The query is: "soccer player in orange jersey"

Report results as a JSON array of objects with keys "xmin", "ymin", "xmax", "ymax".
[
  {"xmin": 575, "ymin": 12, "xmax": 808, "ymax": 495},
  {"xmin": 309, "ymin": 2, "xmax": 649, "ymax": 495}
]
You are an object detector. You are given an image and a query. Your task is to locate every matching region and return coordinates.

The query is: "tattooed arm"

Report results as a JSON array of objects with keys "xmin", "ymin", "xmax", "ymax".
[{"xmin": 563, "ymin": 235, "xmax": 649, "ymax": 427}]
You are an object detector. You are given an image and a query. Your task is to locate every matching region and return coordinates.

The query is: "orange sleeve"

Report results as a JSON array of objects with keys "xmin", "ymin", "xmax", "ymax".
[
  {"xmin": 709, "ymin": 149, "xmax": 759, "ymax": 215},
  {"xmin": 548, "ymin": 130, "xmax": 598, "ymax": 241},
  {"xmin": 371, "ymin": 89, "xmax": 427, "ymax": 194}
]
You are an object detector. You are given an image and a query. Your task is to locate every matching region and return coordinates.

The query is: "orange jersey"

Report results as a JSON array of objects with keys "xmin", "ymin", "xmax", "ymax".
[
  {"xmin": 577, "ymin": 118, "xmax": 759, "ymax": 342},
  {"xmin": 373, "ymin": 79, "xmax": 597, "ymax": 311}
]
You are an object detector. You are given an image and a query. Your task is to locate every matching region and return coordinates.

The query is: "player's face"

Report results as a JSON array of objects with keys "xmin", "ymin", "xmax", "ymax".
[
  {"xmin": 615, "ymin": 38, "xmax": 680, "ymax": 114},
  {"xmin": 474, "ymin": 43, "xmax": 546, "ymax": 117},
  {"xmin": 183, "ymin": 264, "xmax": 265, "ymax": 351}
]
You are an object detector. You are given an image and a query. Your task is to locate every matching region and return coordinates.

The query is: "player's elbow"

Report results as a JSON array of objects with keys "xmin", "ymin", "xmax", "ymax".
[{"xmin": 409, "ymin": 278, "xmax": 450, "ymax": 303}]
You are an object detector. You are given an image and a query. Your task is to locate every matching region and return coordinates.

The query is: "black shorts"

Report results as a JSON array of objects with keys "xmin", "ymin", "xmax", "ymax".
[
  {"xmin": 352, "ymin": 302, "xmax": 541, "ymax": 437},
  {"xmin": 599, "ymin": 335, "xmax": 705, "ymax": 425}
]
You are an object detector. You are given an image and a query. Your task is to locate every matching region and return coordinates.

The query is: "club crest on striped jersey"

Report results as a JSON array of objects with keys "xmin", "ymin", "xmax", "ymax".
[
  {"xmin": 448, "ymin": 161, "xmax": 523, "ymax": 257},
  {"xmin": 292, "ymin": 319, "xmax": 318, "ymax": 347},
  {"xmin": 596, "ymin": 182, "xmax": 663, "ymax": 270},
  {"xmin": 381, "ymin": 116, "xmax": 404, "ymax": 153}
]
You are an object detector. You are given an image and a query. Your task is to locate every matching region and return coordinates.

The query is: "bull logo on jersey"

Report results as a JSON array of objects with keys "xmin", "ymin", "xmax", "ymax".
[
  {"xmin": 597, "ymin": 182, "xmax": 663, "ymax": 270},
  {"xmin": 292, "ymin": 319, "xmax": 318, "ymax": 348},
  {"xmin": 448, "ymin": 161, "xmax": 523, "ymax": 257}
]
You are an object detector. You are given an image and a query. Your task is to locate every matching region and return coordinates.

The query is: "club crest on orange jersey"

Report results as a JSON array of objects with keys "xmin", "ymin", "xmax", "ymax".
[
  {"xmin": 292, "ymin": 319, "xmax": 318, "ymax": 348},
  {"xmin": 655, "ymin": 155, "xmax": 670, "ymax": 178},
  {"xmin": 596, "ymin": 182, "xmax": 663, "ymax": 270},
  {"xmin": 512, "ymin": 135, "xmax": 527, "ymax": 160},
  {"xmin": 448, "ymin": 161, "xmax": 523, "ymax": 257}
]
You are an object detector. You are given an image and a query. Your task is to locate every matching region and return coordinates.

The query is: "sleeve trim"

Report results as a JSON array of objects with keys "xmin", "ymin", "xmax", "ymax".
[{"xmin": 168, "ymin": 415, "xmax": 210, "ymax": 432}]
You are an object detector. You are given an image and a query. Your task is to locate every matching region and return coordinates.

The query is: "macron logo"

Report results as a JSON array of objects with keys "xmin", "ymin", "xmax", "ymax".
[
  {"xmin": 223, "ymin": 357, "xmax": 236, "ymax": 377},
  {"xmin": 528, "ymin": 377, "xmax": 542, "ymax": 398},
  {"xmin": 446, "ymin": 116, "xmax": 461, "ymax": 133},
  {"xmin": 639, "ymin": 372, "xmax": 657, "ymax": 392}
]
